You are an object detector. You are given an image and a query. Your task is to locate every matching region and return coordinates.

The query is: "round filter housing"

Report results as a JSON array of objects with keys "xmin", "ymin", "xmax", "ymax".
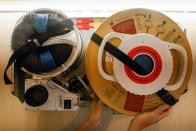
[
  {"xmin": 11, "ymin": 8, "xmax": 83, "ymax": 79},
  {"xmin": 85, "ymin": 8, "xmax": 192, "ymax": 115}
]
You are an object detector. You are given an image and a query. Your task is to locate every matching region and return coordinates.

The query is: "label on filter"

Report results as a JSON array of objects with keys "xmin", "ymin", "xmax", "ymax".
[
  {"xmin": 124, "ymin": 92, "xmax": 145, "ymax": 112},
  {"xmin": 112, "ymin": 19, "xmax": 137, "ymax": 34}
]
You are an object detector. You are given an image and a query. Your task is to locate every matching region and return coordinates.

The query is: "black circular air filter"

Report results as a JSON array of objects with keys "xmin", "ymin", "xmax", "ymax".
[
  {"xmin": 134, "ymin": 54, "xmax": 154, "ymax": 76},
  {"xmin": 24, "ymin": 85, "xmax": 48, "ymax": 107}
]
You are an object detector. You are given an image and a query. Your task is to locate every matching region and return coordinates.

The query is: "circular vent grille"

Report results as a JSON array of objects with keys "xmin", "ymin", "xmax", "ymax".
[{"xmin": 24, "ymin": 85, "xmax": 48, "ymax": 107}]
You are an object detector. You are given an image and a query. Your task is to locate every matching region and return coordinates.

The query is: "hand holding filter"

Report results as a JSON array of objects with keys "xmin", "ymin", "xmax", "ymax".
[{"xmin": 83, "ymin": 8, "xmax": 192, "ymax": 115}]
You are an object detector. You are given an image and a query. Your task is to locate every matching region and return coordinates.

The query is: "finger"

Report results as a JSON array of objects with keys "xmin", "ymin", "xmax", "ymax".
[
  {"xmin": 90, "ymin": 100, "xmax": 105, "ymax": 114},
  {"xmin": 97, "ymin": 100, "xmax": 105, "ymax": 108},
  {"xmin": 155, "ymin": 105, "xmax": 170, "ymax": 114},
  {"xmin": 92, "ymin": 93, "xmax": 99, "ymax": 102},
  {"xmin": 158, "ymin": 109, "xmax": 170, "ymax": 120}
]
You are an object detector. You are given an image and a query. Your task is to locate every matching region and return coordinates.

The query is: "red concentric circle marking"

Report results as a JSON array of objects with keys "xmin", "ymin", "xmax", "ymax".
[{"xmin": 124, "ymin": 46, "xmax": 162, "ymax": 84}]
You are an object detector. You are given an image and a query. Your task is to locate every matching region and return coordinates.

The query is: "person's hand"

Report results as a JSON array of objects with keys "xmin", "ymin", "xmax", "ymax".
[
  {"xmin": 75, "ymin": 96, "xmax": 105, "ymax": 131},
  {"xmin": 86, "ymin": 99, "xmax": 105, "ymax": 127},
  {"xmin": 128, "ymin": 104, "xmax": 171, "ymax": 131}
]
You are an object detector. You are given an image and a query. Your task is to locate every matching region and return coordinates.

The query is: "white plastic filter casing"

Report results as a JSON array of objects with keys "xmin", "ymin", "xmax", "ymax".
[{"xmin": 98, "ymin": 32, "xmax": 188, "ymax": 95}]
